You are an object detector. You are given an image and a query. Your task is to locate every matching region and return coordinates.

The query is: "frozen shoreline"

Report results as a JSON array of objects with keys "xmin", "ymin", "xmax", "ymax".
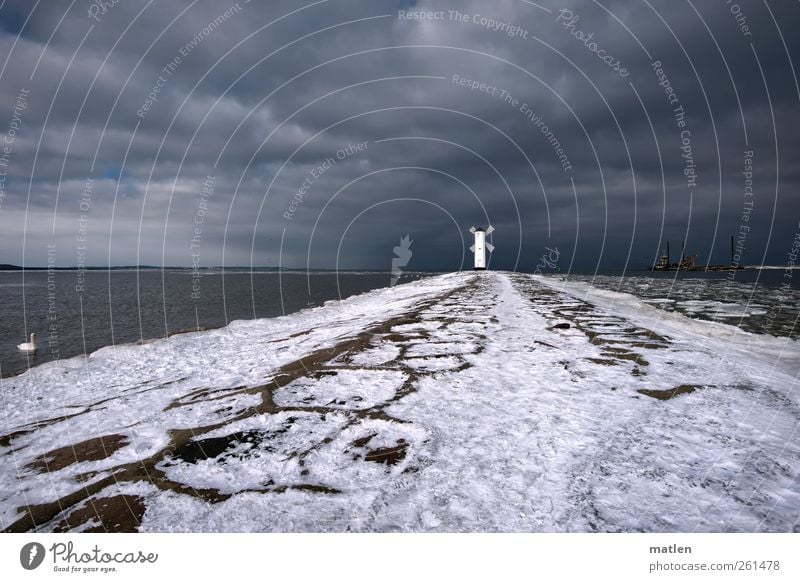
[{"xmin": 2, "ymin": 272, "xmax": 798, "ymax": 532}]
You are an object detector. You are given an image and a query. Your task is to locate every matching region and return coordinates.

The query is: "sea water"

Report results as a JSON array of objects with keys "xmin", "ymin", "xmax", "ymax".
[{"xmin": 0, "ymin": 270, "xmax": 429, "ymax": 377}]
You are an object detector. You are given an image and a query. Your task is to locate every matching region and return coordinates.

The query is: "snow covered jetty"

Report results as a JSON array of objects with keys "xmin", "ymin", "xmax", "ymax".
[{"xmin": 2, "ymin": 272, "xmax": 798, "ymax": 532}]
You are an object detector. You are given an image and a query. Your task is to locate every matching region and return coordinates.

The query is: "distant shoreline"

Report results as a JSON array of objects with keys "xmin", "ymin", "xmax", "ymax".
[
  {"xmin": 0, "ymin": 265, "xmax": 442, "ymax": 273},
  {"xmin": 1, "ymin": 264, "xmax": 796, "ymax": 273}
]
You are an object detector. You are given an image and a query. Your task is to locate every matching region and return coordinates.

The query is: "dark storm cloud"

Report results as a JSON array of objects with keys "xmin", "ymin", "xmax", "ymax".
[{"xmin": 0, "ymin": 0, "xmax": 797, "ymax": 272}]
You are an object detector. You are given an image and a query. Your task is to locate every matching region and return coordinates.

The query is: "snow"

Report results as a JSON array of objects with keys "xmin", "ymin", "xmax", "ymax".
[
  {"xmin": 158, "ymin": 411, "xmax": 352, "ymax": 494},
  {"xmin": 348, "ymin": 342, "xmax": 401, "ymax": 367},
  {"xmin": 273, "ymin": 370, "xmax": 407, "ymax": 410},
  {"xmin": 1, "ymin": 271, "xmax": 798, "ymax": 532},
  {"xmin": 404, "ymin": 356, "xmax": 464, "ymax": 372},
  {"xmin": 535, "ymin": 275, "xmax": 800, "ymax": 395}
]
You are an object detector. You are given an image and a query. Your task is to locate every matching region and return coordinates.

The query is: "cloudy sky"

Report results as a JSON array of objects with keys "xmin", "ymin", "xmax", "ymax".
[{"xmin": 0, "ymin": 0, "xmax": 797, "ymax": 272}]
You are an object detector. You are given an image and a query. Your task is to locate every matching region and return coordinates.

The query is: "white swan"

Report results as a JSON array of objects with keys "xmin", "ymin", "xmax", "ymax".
[{"xmin": 18, "ymin": 332, "xmax": 37, "ymax": 352}]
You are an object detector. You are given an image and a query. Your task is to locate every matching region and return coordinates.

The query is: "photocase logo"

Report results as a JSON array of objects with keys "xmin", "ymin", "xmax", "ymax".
[
  {"xmin": 87, "ymin": 0, "xmax": 122, "ymax": 23},
  {"xmin": 20, "ymin": 542, "xmax": 46, "ymax": 570},
  {"xmin": 390, "ymin": 234, "xmax": 413, "ymax": 286},
  {"xmin": 533, "ymin": 246, "xmax": 561, "ymax": 275}
]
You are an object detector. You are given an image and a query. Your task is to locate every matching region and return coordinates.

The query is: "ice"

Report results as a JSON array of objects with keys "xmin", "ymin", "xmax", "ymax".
[{"xmin": 677, "ymin": 299, "xmax": 767, "ymax": 318}]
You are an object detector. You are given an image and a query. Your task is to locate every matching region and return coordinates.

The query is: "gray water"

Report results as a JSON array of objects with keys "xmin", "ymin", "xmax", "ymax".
[{"xmin": 0, "ymin": 270, "xmax": 429, "ymax": 378}]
